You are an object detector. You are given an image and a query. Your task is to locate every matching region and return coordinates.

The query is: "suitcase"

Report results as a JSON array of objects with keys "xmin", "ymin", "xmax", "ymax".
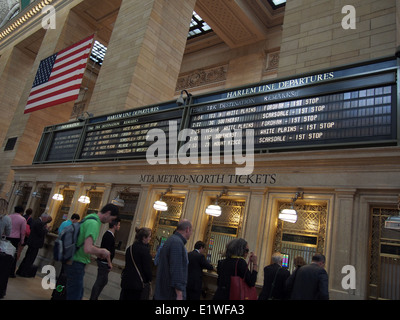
[{"xmin": 0, "ymin": 252, "xmax": 14, "ymax": 298}]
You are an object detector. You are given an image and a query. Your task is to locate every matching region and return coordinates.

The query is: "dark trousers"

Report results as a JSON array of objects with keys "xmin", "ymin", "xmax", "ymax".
[
  {"xmin": 6, "ymin": 238, "xmax": 19, "ymax": 277},
  {"xmin": 119, "ymin": 288, "xmax": 142, "ymax": 300},
  {"xmin": 65, "ymin": 261, "xmax": 86, "ymax": 300},
  {"xmin": 90, "ymin": 260, "xmax": 110, "ymax": 300},
  {"xmin": 187, "ymin": 289, "xmax": 202, "ymax": 300},
  {"xmin": 17, "ymin": 246, "xmax": 39, "ymax": 277},
  {"xmin": 0, "ymin": 253, "xmax": 13, "ymax": 298}
]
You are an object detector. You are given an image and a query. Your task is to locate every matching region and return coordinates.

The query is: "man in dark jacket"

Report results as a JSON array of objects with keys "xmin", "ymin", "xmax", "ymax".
[
  {"xmin": 154, "ymin": 219, "xmax": 193, "ymax": 300},
  {"xmin": 289, "ymin": 253, "xmax": 329, "ymax": 300},
  {"xmin": 186, "ymin": 241, "xmax": 214, "ymax": 300},
  {"xmin": 258, "ymin": 252, "xmax": 290, "ymax": 300},
  {"xmin": 17, "ymin": 213, "xmax": 52, "ymax": 277}
]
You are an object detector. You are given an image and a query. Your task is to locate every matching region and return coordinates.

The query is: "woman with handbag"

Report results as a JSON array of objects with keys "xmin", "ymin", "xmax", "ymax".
[
  {"xmin": 120, "ymin": 227, "xmax": 153, "ymax": 300},
  {"xmin": 213, "ymin": 238, "xmax": 258, "ymax": 300}
]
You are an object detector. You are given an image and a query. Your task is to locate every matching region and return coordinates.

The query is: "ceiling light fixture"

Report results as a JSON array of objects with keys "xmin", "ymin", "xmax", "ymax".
[
  {"xmin": 52, "ymin": 184, "xmax": 69, "ymax": 201},
  {"xmin": 153, "ymin": 187, "xmax": 172, "ymax": 212},
  {"xmin": 278, "ymin": 192, "xmax": 304, "ymax": 223},
  {"xmin": 78, "ymin": 185, "xmax": 96, "ymax": 204},
  {"xmin": 205, "ymin": 189, "xmax": 227, "ymax": 217}
]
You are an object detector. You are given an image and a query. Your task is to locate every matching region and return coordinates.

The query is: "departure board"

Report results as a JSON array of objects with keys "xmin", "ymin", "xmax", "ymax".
[
  {"xmin": 79, "ymin": 109, "xmax": 182, "ymax": 160},
  {"xmin": 46, "ymin": 128, "xmax": 83, "ymax": 161},
  {"xmin": 32, "ymin": 57, "xmax": 398, "ymax": 165},
  {"xmin": 189, "ymin": 85, "xmax": 395, "ymax": 151}
]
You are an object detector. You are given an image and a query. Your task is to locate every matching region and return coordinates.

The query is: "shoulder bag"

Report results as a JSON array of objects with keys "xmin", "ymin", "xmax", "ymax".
[
  {"xmin": 229, "ymin": 259, "xmax": 258, "ymax": 300},
  {"xmin": 130, "ymin": 245, "xmax": 151, "ymax": 300}
]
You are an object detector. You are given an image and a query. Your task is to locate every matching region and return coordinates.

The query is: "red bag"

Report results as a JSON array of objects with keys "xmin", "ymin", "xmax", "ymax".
[{"xmin": 229, "ymin": 259, "xmax": 258, "ymax": 300}]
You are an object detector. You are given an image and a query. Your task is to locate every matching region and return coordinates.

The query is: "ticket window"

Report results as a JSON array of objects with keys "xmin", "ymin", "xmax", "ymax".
[
  {"xmin": 114, "ymin": 192, "xmax": 139, "ymax": 252},
  {"xmin": 369, "ymin": 207, "xmax": 400, "ymax": 300},
  {"xmin": 33, "ymin": 187, "xmax": 51, "ymax": 219},
  {"xmin": 204, "ymin": 199, "xmax": 246, "ymax": 268},
  {"xmin": 52, "ymin": 189, "xmax": 75, "ymax": 233},
  {"xmin": 273, "ymin": 202, "xmax": 327, "ymax": 273},
  {"xmin": 15, "ymin": 184, "xmax": 32, "ymax": 209},
  {"xmin": 82, "ymin": 191, "xmax": 104, "ymax": 218},
  {"xmin": 150, "ymin": 195, "xmax": 185, "ymax": 256}
]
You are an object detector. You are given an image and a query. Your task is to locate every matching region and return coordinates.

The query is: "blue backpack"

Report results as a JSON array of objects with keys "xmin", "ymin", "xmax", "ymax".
[{"xmin": 54, "ymin": 216, "xmax": 97, "ymax": 262}]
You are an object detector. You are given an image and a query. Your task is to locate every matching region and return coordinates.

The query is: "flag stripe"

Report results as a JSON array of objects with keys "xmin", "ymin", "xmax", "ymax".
[
  {"xmin": 28, "ymin": 65, "xmax": 85, "ymax": 98},
  {"xmin": 31, "ymin": 63, "xmax": 83, "ymax": 95},
  {"xmin": 24, "ymin": 95, "xmax": 81, "ymax": 114},
  {"xmin": 27, "ymin": 80, "xmax": 82, "ymax": 105},
  {"xmin": 50, "ymin": 59, "xmax": 88, "ymax": 79},
  {"xmin": 26, "ymin": 88, "xmax": 81, "ymax": 110},
  {"xmin": 24, "ymin": 35, "xmax": 94, "ymax": 114}
]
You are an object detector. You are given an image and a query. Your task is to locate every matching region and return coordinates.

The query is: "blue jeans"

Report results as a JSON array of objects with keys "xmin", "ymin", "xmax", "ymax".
[{"xmin": 65, "ymin": 261, "xmax": 86, "ymax": 300}]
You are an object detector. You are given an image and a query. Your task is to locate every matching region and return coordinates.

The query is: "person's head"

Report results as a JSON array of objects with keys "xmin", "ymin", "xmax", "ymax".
[
  {"xmin": 14, "ymin": 205, "xmax": 24, "ymax": 214},
  {"xmin": 311, "ymin": 253, "xmax": 326, "ymax": 268},
  {"xmin": 98, "ymin": 203, "xmax": 119, "ymax": 224},
  {"xmin": 109, "ymin": 217, "xmax": 121, "ymax": 231},
  {"xmin": 293, "ymin": 256, "xmax": 306, "ymax": 268},
  {"xmin": 134, "ymin": 227, "xmax": 152, "ymax": 244},
  {"xmin": 225, "ymin": 238, "xmax": 249, "ymax": 259},
  {"xmin": 194, "ymin": 240, "xmax": 206, "ymax": 253},
  {"xmin": 71, "ymin": 213, "xmax": 80, "ymax": 223},
  {"xmin": 175, "ymin": 219, "xmax": 193, "ymax": 240},
  {"xmin": 0, "ymin": 198, "xmax": 8, "ymax": 217},
  {"xmin": 271, "ymin": 252, "xmax": 283, "ymax": 265},
  {"xmin": 40, "ymin": 213, "xmax": 52, "ymax": 224},
  {"xmin": 25, "ymin": 208, "xmax": 33, "ymax": 216}
]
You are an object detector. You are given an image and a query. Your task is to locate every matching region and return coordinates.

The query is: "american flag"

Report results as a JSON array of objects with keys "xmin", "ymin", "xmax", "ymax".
[{"xmin": 24, "ymin": 35, "xmax": 94, "ymax": 114}]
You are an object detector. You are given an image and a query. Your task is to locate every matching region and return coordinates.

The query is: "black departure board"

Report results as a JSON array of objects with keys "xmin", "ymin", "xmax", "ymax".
[
  {"xmin": 79, "ymin": 109, "xmax": 182, "ymax": 160},
  {"xmin": 46, "ymin": 128, "xmax": 82, "ymax": 161},
  {"xmin": 32, "ymin": 57, "xmax": 398, "ymax": 165},
  {"xmin": 189, "ymin": 85, "xmax": 395, "ymax": 151}
]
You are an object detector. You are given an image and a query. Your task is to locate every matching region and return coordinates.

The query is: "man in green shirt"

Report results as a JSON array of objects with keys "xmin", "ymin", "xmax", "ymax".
[{"xmin": 65, "ymin": 203, "xmax": 119, "ymax": 300}]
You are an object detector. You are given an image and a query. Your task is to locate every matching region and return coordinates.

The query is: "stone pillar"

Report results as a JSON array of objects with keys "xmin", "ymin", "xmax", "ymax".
[
  {"xmin": 87, "ymin": 0, "xmax": 196, "ymax": 115},
  {"xmin": 0, "ymin": 7, "xmax": 94, "ymax": 197},
  {"xmin": 329, "ymin": 188, "xmax": 357, "ymax": 299},
  {"xmin": 0, "ymin": 47, "xmax": 35, "ymax": 153},
  {"xmin": 279, "ymin": 0, "xmax": 397, "ymax": 77}
]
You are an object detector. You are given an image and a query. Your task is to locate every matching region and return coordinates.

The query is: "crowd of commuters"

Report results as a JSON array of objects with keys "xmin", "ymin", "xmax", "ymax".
[
  {"xmin": 1, "ymin": 198, "xmax": 329, "ymax": 300},
  {"xmin": 0, "ymin": 200, "xmax": 53, "ymax": 298}
]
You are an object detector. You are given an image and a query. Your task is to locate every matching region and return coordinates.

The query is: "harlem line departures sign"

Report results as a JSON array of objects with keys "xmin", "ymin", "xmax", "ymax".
[{"xmin": 33, "ymin": 57, "xmax": 398, "ymax": 164}]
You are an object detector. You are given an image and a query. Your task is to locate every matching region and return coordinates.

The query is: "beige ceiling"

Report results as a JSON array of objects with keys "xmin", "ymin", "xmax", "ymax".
[
  {"xmin": 71, "ymin": 0, "xmax": 122, "ymax": 44},
  {"xmin": 12, "ymin": 0, "xmax": 284, "ymax": 61},
  {"xmin": 195, "ymin": 0, "xmax": 284, "ymax": 48}
]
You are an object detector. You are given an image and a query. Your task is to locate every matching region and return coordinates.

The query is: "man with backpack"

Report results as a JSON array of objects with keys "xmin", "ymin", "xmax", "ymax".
[{"xmin": 64, "ymin": 203, "xmax": 119, "ymax": 300}]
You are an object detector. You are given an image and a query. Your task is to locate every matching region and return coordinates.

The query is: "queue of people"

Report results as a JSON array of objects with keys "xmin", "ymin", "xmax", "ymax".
[
  {"xmin": 1, "ymin": 198, "xmax": 329, "ymax": 300},
  {"xmin": 0, "ymin": 199, "xmax": 52, "ymax": 298}
]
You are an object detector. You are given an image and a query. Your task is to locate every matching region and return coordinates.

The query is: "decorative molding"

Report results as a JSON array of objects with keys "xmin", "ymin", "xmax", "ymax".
[
  {"xmin": 176, "ymin": 64, "xmax": 228, "ymax": 92},
  {"xmin": 265, "ymin": 50, "xmax": 280, "ymax": 72},
  {"xmin": 0, "ymin": 0, "xmax": 54, "ymax": 43}
]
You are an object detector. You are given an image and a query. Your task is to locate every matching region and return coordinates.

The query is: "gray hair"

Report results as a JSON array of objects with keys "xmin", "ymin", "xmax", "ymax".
[
  {"xmin": 225, "ymin": 238, "xmax": 248, "ymax": 258},
  {"xmin": 271, "ymin": 252, "xmax": 283, "ymax": 264},
  {"xmin": 176, "ymin": 219, "xmax": 192, "ymax": 232}
]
